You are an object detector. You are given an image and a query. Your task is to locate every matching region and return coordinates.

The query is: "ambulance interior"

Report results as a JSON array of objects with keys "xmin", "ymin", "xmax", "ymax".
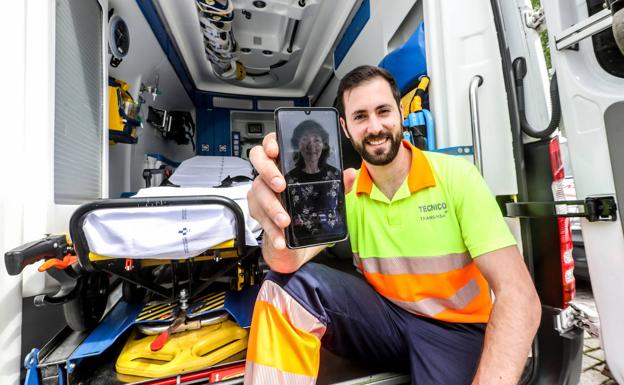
[
  {"xmin": 8, "ymin": 0, "xmax": 624, "ymax": 384},
  {"xmin": 104, "ymin": 0, "xmax": 411, "ymax": 197}
]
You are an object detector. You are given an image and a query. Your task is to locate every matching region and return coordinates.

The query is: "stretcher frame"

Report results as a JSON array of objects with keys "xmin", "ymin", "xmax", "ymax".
[{"xmin": 69, "ymin": 195, "xmax": 253, "ymax": 301}]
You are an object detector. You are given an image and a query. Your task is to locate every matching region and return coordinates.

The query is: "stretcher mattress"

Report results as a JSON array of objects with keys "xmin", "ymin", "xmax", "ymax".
[
  {"xmin": 168, "ymin": 156, "xmax": 253, "ymax": 188},
  {"xmin": 83, "ymin": 183, "xmax": 261, "ymax": 260}
]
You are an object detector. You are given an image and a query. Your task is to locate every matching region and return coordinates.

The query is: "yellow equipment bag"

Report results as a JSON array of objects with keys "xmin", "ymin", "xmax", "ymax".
[{"xmin": 109, "ymin": 77, "xmax": 141, "ymax": 144}]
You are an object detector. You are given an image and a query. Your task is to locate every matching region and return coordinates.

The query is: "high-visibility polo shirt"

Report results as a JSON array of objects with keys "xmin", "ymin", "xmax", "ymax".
[{"xmin": 345, "ymin": 140, "xmax": 517, "ymax": 323}]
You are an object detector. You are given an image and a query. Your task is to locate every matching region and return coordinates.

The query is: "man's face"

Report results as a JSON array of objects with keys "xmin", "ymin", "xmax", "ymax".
[{"xmin": 340, "ymin": 78, "xmax": 403, "ymax": 166}]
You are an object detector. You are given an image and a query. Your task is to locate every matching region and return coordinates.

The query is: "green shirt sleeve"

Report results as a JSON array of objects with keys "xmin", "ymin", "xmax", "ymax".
[{"xmin": 450, "ymin": 158, "xmax": 517, "ymax": 258}]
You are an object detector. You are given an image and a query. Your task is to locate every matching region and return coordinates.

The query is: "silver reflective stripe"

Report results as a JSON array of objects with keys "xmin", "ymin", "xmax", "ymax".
[
  {"xmin": 354, "ymin": 252, "xmax": 472, "ymax": 275},
  {"xmin": 257, "ymin": 280, "xmax": 327, "ymax": 339},
  {"xmin": 390, "ymin": 278, "xmax": 481, "ymax": 317},
  {"xmin": 244, "ymin": 361, "xmax": 316, "ymax": 385}
]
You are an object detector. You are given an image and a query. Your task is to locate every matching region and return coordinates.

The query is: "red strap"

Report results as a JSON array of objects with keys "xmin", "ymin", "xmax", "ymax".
[{"xmin": 150, "ymin": 330, "xmax": 170, "ymax": 351}]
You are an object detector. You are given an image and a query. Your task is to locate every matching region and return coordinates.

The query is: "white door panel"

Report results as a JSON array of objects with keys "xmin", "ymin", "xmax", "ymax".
[
  {"xmin": 500, "ymin": 0, "xmax": 552, "ymax": 133},
  {"xmin": 21, "ymin": 0, "xmax": 109, "ymax": 293},
  {"xmin": 542, "ymin": 0, "xmax": 624, "ymax": 382},
  {"xmin": 0, "ymin": 1, "xmax": 27, "ymax": 383},
  {"xmin": 424, "ymin": 0, "xmax": 518, "ymax": 196}
]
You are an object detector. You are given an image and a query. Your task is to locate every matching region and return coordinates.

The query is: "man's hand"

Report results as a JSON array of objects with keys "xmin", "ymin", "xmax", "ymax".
[{"xmin": 247, "ymin": 133, "xmax": 356, "ymax": 273}]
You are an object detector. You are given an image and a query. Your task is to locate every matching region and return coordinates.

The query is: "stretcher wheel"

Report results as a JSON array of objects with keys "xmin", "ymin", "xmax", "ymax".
[
  {"xmin": 122, "ymin": 281, "xmax": 147, "ymax": 304},
  {"xmin": 62, "ymin": 272, "xmax": 109, "ymax": 331}
]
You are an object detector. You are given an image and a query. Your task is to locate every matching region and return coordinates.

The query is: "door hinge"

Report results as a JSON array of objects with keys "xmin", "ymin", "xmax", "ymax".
[
  {"xmin": 554, "ymin": 301, "xmax": 601, "ymax": 338},
  {"xmin": 505, "ymin": 196, "xmax": 617, "ymax": 222},
  {"xmin": 523, "ymin": 6, "xmax": 547, "ymax": 32}
]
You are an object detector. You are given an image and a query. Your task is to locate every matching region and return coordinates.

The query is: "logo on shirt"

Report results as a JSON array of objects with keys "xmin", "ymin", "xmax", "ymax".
[
  {"xmin": 418, "ymin": 202, "xmax": 448, "ymax": 221},
  {"xmin": 419, "ymin": 202, "xmax": 447, "ymax": 213}
]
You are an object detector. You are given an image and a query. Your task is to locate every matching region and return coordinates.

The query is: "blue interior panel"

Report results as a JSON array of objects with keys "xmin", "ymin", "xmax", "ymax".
[{"xmin": 334, "ymin": 0, "xmax": 370, "ymax": 70}]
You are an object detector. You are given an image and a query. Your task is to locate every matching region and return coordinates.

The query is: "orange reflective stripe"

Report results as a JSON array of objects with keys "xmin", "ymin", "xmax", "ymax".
[
  {"xmin": 361, "ymin": 263, "xmax": 492, "ymax": 322},
  {"xmin": 435, "ymin": 276, "xmax": 493, "ymax": 323},
  {"xmin": 355, "ymin": 252, "xmax": 472, "ymax": 275},
  {"xmin": 244, "ymin": 361, "xmax": 317, "ymax": 385},
  {"xmin": 363, "ymin": 262, "xmax": 479, "ymax": 300},
  {"xmin": 245, "ymin": 281, "xmax": 325, "ymax": 383},
  {"xmin": 389, "ymin": 279, "xmax": 480, "ymax": 317}
]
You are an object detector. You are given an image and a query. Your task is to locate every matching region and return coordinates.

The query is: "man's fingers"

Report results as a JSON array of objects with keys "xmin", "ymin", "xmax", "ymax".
[
  {"xmin": 249, "ymin": 145, "xmax": 286, "ymax": 193},
  {"xmin": 262, "ymin": 133, "xmax": 279, "ymax": 158},
  {"xmin": 248, "ymin": 178, "xmax": 291, "ymax": 227},
  {"xmin": 248, "ymin": 198, "xmax": 287, "ymax": 250},
  {"xmin": 247, "ymin": 182, "xmax": 289, "ymax": 250},
  {"xmin": 343, "ymin": 168, "xmax": 357, "ymax": 194}
]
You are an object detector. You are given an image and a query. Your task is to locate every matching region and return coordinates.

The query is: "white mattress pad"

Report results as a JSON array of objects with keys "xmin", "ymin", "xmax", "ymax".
[
  {"xmin": 82, "ymin": 184, "xmax": 261, "ymax": 260},
  {"xmin": 168, "ymin": 156, "xmax": 254, "ymax": 188}
]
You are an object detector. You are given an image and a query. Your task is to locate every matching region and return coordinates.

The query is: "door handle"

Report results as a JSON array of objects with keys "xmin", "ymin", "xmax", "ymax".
[{"xmin": 469, "ymin": 75, "xmax": 484, "ymax": 174}]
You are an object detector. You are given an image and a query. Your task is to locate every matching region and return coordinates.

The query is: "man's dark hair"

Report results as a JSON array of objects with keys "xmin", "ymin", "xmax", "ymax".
[
  {"xmin": 336, "ymin": 65, "xmax": 402, "ymax": 121},
  {"xmin": 291, "ymin": 119, "xmax": 331, "ymax": 169}
]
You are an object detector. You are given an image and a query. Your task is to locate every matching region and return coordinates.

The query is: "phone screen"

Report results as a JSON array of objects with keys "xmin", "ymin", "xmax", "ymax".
[{"xmin": 275, "ymin": 108, "xmax": 348, "ymax": 248}]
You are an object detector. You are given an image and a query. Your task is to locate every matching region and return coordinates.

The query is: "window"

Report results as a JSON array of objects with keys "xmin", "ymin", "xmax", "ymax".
[{"xmin": 587, "ymin": 0, "xmax": 624, "ymax": 78}]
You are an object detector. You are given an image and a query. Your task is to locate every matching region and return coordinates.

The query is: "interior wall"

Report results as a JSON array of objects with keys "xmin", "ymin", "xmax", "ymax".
[
  {"xmin": 107, "ymin": 0, "xmax": 196, "ymax": 197},
  {"xmin": 231, "ymin": 111, "xmax": 276, "ymax": 160}
]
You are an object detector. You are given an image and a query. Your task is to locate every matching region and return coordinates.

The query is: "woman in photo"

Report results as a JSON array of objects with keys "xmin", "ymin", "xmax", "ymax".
[
  {"xmin": 285, "ymin": 120, "xmax": 344, "ymax": 246},
  {"xmin": 286, "ymin": 120, "xmax": 340, "ymax": 183}
]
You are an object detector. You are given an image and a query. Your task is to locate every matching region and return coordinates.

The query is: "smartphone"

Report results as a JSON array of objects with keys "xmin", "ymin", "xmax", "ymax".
[{"xmin": 274, "ymin": 107, "xmax": 349, "ymax": 249}]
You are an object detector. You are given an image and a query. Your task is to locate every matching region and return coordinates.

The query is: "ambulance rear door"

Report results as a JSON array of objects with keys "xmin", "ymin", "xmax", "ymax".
[{"xmin": 540, "ymin": 1, "xmax": 624, "ymax": 382}]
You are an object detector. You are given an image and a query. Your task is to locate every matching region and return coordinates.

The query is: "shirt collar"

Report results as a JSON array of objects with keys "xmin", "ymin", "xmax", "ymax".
[{"xmin": 355, "ymin": 140, "xmax": 436, "ymax": 196}]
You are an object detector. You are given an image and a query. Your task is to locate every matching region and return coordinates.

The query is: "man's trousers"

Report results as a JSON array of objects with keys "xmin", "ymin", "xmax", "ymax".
[{"xmin": 244, "ymin": 262, "xmax": 486, "ymax": 385}]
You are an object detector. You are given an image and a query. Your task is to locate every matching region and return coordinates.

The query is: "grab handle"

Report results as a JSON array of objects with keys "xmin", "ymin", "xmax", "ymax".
[
  {"xmin": 4, "ymin": 235, "xmax": 69, "ymax": 275},
  {"xmin": 469, "ymin": 75, "xmax": 484, "ymax": 174}
]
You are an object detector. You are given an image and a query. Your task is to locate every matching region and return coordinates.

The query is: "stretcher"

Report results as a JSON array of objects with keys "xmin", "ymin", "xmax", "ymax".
[
  {"xmin": 4, "ymin": 157, "xmax": 267, "ymax": 384},
  {"xmin": 5, "ymin": 155, "xmax": 262, "ymax": 331}
]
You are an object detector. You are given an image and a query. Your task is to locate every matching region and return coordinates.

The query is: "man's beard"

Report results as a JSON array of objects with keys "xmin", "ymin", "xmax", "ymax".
[{"xmin": 350, "ymin": 128, "xmax": 403, "ymax": 166}]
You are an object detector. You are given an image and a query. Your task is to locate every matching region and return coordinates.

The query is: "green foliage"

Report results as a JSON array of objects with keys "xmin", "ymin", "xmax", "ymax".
[{"xmin": 531, "ymin": 0, "xmax": 552, "ymax": 68}]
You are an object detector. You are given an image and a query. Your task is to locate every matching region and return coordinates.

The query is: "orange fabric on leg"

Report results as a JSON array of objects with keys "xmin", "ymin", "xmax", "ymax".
[
  {"xmin": 247, "ymin": 300, "xmax": 321, "ymax": 376},
  {"xmin": 245, "ymin": 280, "xmax": 326, "ymax": 385}
]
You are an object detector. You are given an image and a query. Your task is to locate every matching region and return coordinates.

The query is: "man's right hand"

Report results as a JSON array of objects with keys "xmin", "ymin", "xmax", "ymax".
[{"xmin": 247, "ymin": 133, "xmax": 356, "ymax": 273}]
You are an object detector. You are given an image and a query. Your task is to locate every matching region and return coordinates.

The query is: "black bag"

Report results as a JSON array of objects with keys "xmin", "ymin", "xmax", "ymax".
[{"xmin": 163, "ymin": 111, "xmax": 196, "ymax": 151}]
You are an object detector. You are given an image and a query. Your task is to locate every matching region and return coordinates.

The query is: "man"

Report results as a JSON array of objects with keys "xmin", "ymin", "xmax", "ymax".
[{"xmin": 244, "ymin": 65, "xmax": 541, "ymax": 385}]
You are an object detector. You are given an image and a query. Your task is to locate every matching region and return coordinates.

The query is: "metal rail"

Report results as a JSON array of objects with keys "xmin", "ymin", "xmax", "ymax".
[{"xmin": 469, "ymin": 75, "xmax": 484, "ymax": 174}]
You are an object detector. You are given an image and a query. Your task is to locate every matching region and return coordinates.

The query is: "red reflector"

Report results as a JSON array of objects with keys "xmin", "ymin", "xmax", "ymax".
[
  {"xmin": 550, "ymin": 136, "xmax": 576, "ymax": 308},
  {"xmin": 549, "ymin": 137, "xmax": 565, "ymax": 182}
]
